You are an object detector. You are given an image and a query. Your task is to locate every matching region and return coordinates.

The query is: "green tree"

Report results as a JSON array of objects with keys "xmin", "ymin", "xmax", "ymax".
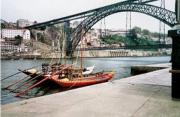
[
  {"xmin": 142, "ymin": 29, "xmax": 150, "ymax": 36},
  {"xmin": 151, "ymin": 32, "xmax": 159, "ymax": 38},
  {"xmin": 1, "ymin": 23, "xmax": 6, "ymax": 28},
  {"xmin": 101, "ymin": 33, "xmax": 157, "ymax": 46},
  {"xmin": 130, "ymin": 29, "xmax": 137, "ymax": 39},
  {"xmin": 37, "ymin": 33, "xmax": 45, "ymax": 43},
  {"xmin": 14, "ymin": 35, "xmax": 23, "ymax": 45},
  {"xmin": 133, "ymin": 26, "xmax": 141, "ymax": 34}
]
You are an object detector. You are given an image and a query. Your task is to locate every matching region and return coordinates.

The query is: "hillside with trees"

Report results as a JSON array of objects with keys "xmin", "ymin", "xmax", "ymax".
[{"xmin": 101, "ymin": 26, "xmax": 166, "ymax": 46}]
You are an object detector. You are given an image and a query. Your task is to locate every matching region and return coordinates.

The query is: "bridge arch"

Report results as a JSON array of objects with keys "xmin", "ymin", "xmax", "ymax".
[{"xmin": 70, "ymin": 3, "xmax": 176, "ymax": 54}]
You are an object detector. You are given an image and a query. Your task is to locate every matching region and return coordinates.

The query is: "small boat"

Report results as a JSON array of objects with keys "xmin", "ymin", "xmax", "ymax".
[
  {"xmin": 82, "ymin": 65, "xmax": 95, "ymax": 75},
  {"xmin": 18, "ymin": 68, "xmax": 41, "ymax": 78},
  {"xmin": 48, "ymin": 71, "xmax": 114, "ymax": 88}
]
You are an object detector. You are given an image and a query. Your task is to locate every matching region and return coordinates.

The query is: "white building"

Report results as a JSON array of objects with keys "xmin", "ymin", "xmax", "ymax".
[
  {"xmin": 0, "ymin": 40, "xmax": 19, "ymax": 53},
  {"xmin": 2, "ymin": 29, "xmax": 31, "ymax": 40},
  {"xmin": 105, "ymin": 29, "xmax": 127, "ymax": 37}
]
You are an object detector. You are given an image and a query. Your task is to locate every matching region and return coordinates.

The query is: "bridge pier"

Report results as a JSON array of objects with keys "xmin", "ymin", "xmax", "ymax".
[{"xmin": 168, "ymin": 0, "xmax": 180, "ymax": 99}]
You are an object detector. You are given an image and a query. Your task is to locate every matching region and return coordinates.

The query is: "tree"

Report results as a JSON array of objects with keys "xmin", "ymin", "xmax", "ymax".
[
  {"xmin": 1, "ymin": 23, "xmax": 6, "ymax": 28},
  {"xmin": 142, "ymin": 29, "xmax": 150, "ymax": 36},
  {"xmin": 133, "ymin": 26, "xmax": 141, "ymax": 34},
  {"xmin": 151, "ymin": 32, "xmax": 159, "ymax": 38},
  {"xmin": 37, "ymin": 33, "xmax": 45, "ymax": 43},
  {"xmin": 15, "ymin": 35, "xmax": 23, "ymax": 45},
  {"xmin": 127, "ymin": 29, "xmax": 137, "ymax": 41}
]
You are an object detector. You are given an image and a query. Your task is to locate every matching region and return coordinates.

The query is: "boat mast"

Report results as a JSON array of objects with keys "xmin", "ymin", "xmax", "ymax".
[
  {"xmin": 59, "ymin": 27, "xmax": 63, "ymax": 64},
  {"xmin": 80, "ymin": 29, "xmax": 83, "ymax": 70},
  {"xmin": 80, "ymin": 29, "xmax": 86, "ymax": 78},
  {"xmin": 64, "ymin": 29, "xmax": 67, "ymax": 65}
]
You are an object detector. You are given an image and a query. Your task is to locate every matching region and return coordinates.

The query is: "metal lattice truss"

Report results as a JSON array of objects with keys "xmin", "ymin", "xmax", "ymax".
[
  {"xmin": 71, "ymin": 3, "xmax": 177, "ymax": 52},
  {"xmin": 25, "ymin": 0, "xmax": 158, "ymax": 29}
]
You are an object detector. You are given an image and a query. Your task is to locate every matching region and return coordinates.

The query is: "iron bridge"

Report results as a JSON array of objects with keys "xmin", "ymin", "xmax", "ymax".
[{"xmin": 25, "ymin": 0, "xmax": 177, "ymax": 56}]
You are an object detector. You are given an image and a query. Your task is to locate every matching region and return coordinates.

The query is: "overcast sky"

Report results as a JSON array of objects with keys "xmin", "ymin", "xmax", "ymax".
[{"xmin": 1, "ymin": 0, "xmax": 176, "ymax": 32}]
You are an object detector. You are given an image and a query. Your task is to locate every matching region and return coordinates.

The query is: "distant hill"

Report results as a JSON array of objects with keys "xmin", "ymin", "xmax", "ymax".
[
  {"xmin": 101, "ymin": 34, "xmax": 157, "ymax": 46},
  {"xmin": 101, "ymin": 26, "xmax": 166, "ymax": 46}
]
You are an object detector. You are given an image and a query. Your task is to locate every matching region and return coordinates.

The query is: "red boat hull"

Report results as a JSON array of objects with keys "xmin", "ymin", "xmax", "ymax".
[{"xmin": 49, "ymin": 72, "xmax": 114, "ymax": 88}]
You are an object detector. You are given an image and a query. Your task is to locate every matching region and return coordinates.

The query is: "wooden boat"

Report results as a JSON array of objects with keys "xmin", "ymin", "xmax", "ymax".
[
  {"xmin": 18, "ymin": 68, "xmax": 41, "ymax": 78},
  {"xmin": 13, "ymin": 30, "xmax": 116, "ymax": 97},
  {"xmin": 48, "ymin": 71, "xmax": 115, "ymax": 88},
  {"xmin": 19, "ymin": 65, "xmax": 95, "ymax": 78}
]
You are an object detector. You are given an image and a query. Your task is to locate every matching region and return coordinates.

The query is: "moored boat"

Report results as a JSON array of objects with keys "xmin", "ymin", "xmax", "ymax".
[
  {"xmin": 18, "ymin": 68, "xmax": 41, "ymax": 78},
  {"xmin": 49, "ymin": 71, "xmax": 115, "ymax": 88},
  {"xmin": 12, "ymin": 29, "xmax": 116, "ymax": 97},
  {"xmin": 19, "ymin": 64, "xmax": 96, "ymax": 79}
]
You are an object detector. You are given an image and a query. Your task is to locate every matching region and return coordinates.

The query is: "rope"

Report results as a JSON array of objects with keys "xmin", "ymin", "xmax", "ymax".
[
  {"xmin": 10, "ymin": 72, "xmax": 43, "ymax": 92},
  {"xmin": 2, "ymin": 75, "xmax": 31, "ymax": 89}
]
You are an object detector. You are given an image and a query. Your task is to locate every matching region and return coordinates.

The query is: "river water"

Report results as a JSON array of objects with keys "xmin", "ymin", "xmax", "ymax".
[{"xmin": 1, "ymin": 56, "xmax": 170, "ymax": 105}]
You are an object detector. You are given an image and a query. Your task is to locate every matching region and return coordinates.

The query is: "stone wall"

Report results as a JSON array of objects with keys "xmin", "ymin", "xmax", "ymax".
[{"xmin": 73, "ymin": 50, "xmax": 168, "ymax": 58}]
